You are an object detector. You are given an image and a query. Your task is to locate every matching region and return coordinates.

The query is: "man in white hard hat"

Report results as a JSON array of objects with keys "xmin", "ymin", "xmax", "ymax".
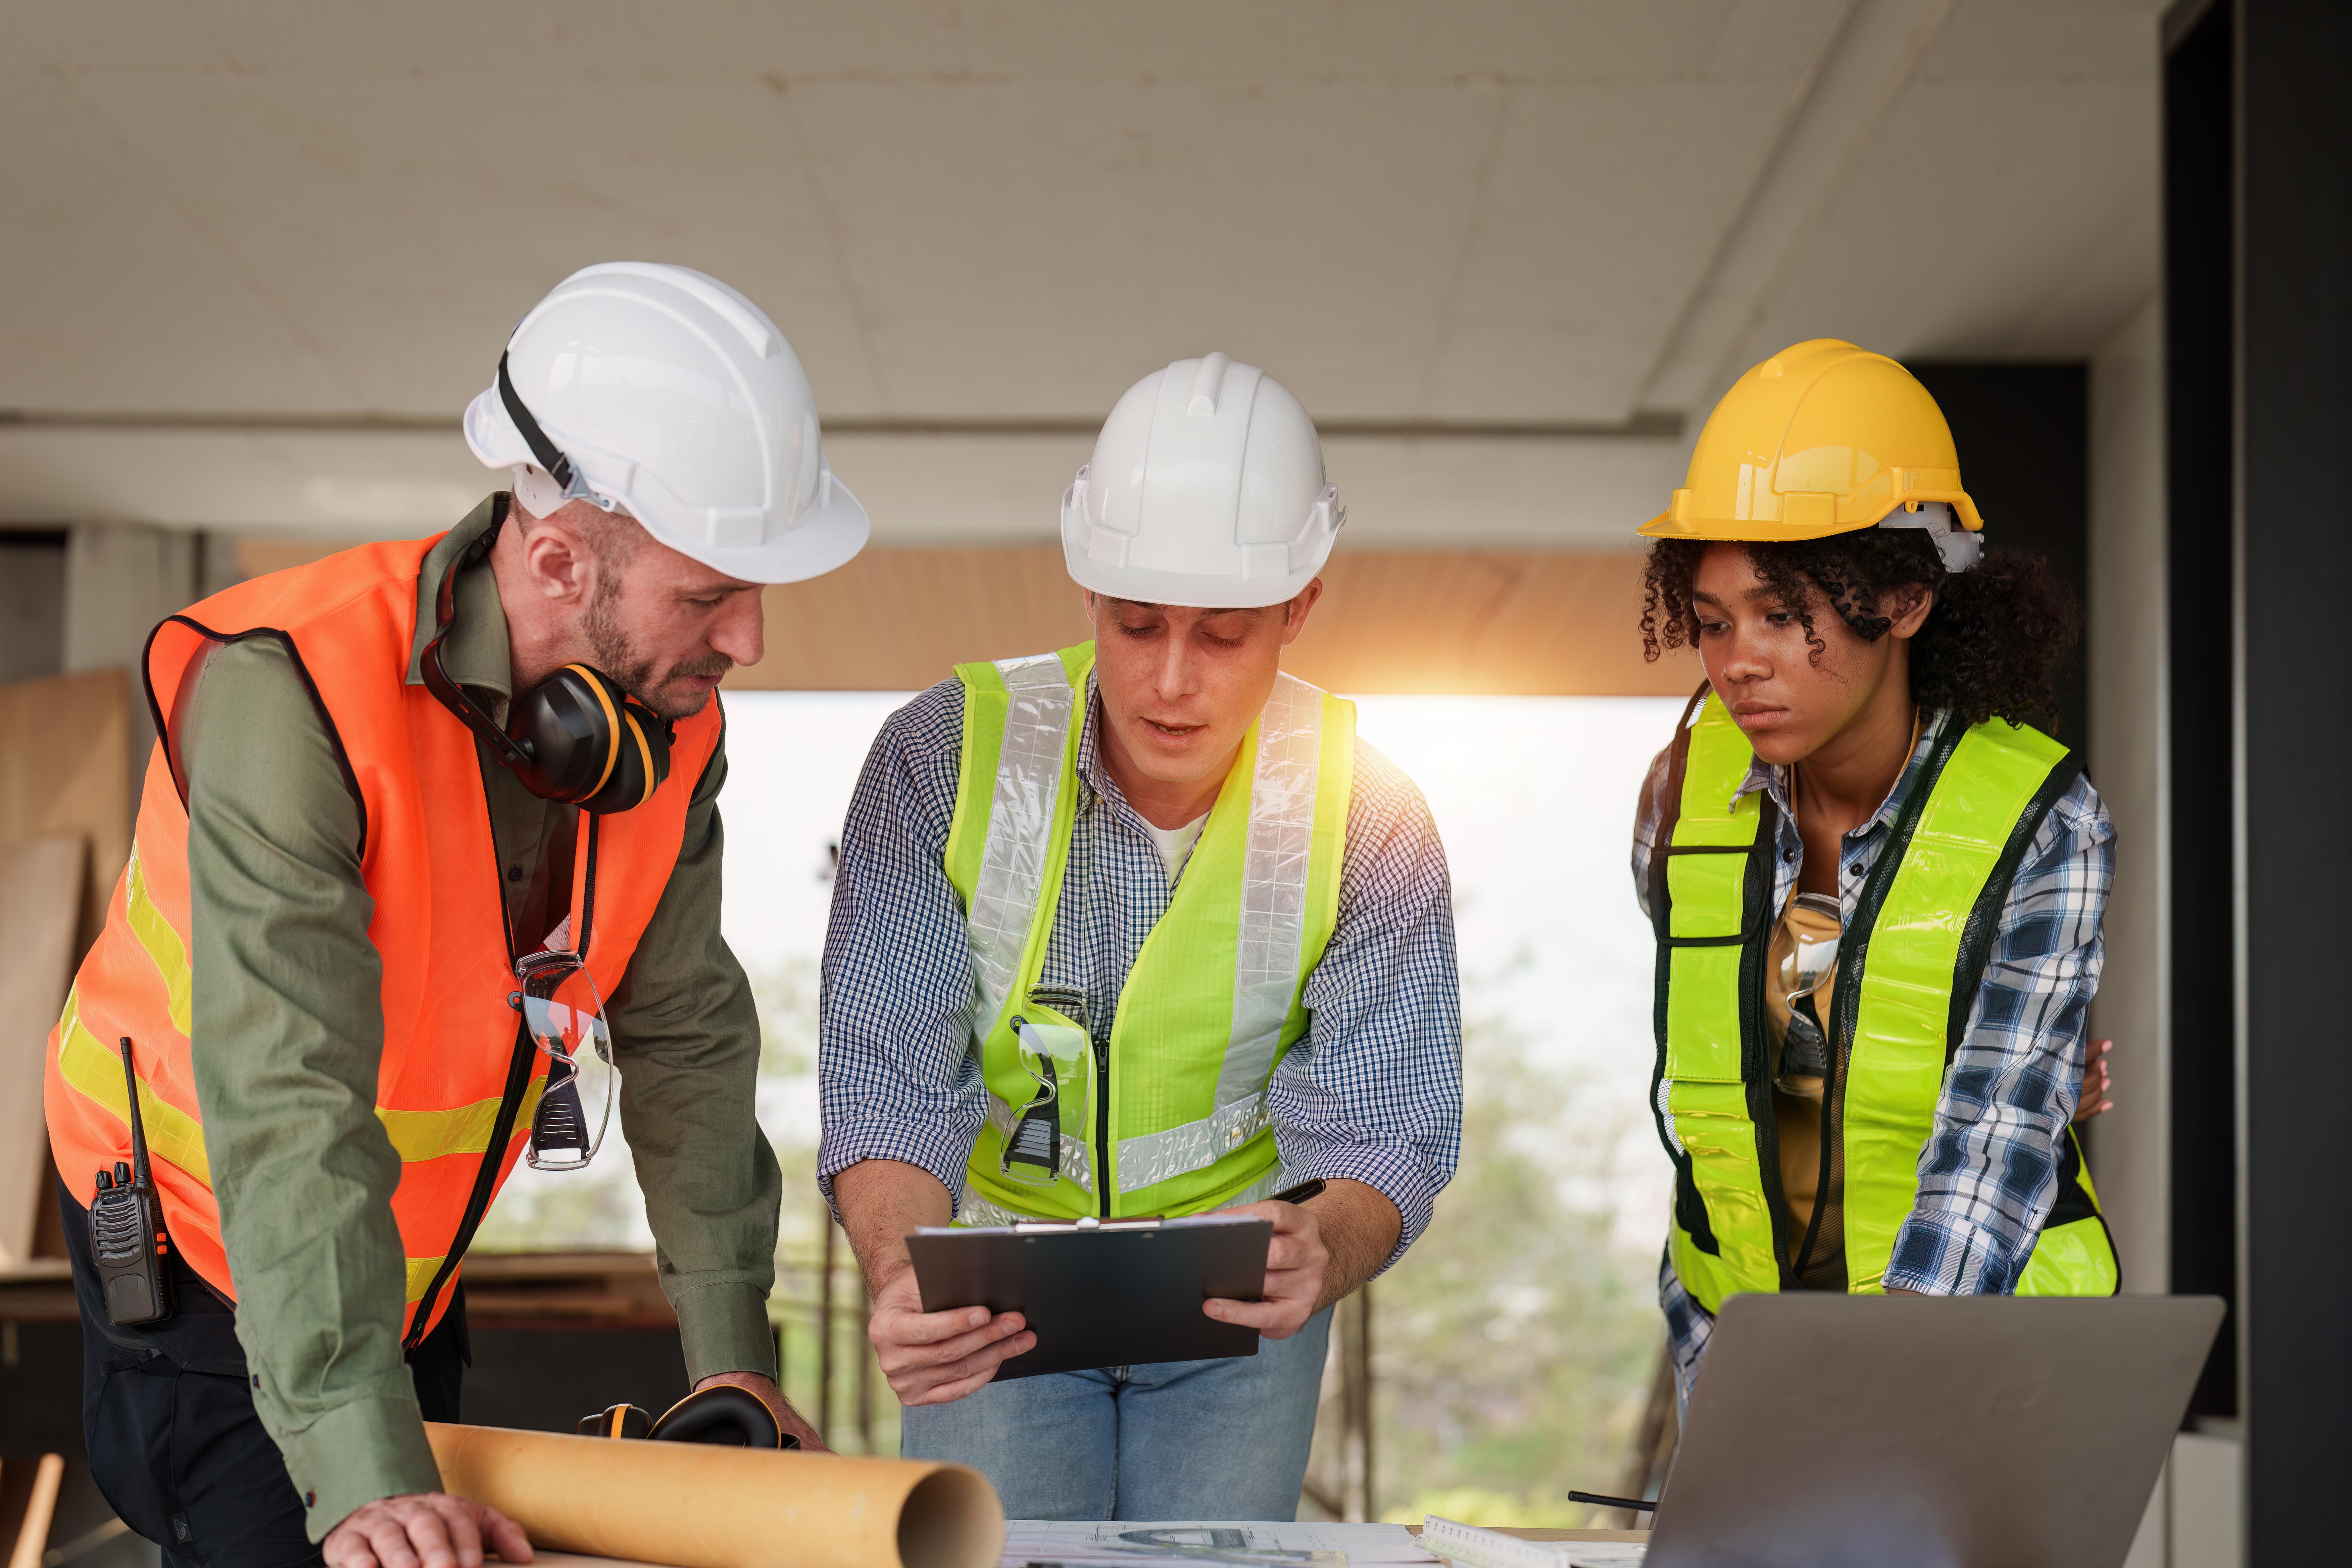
[
  {"xmin": 819, "ymin": 353, "xmax": 1463, "ymax": 1519},
  {"xmin": 46, "ymin": 264, "xmax": 858, "ymax": 1568}
]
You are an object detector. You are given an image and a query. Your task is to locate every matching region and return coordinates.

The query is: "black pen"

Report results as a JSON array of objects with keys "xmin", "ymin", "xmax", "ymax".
[
  {"xmin": 1271, "ymin": 1179, "xmax": 1326, "ymax": 1205},
  {"xmin": 1568, "ymin": 1489, "xmax": 1657, "ymax": 1513}
]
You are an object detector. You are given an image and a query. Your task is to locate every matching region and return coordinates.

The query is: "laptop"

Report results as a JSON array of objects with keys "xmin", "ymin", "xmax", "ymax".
[{"xmin": 1643, "ymin": 1293, "xmax": 2225, "ymax": 1568}]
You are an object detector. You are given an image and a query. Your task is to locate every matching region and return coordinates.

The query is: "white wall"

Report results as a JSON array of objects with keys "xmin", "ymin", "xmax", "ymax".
[{"xmin": 2087, "ymin": 292, "xmax": 2168, "ymax": 1293}]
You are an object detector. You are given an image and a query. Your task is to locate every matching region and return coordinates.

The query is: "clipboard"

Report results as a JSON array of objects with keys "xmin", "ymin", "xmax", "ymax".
[{"xmin": 905, "ymin": 1214, "xmax": 1272, "ymax": 1380}]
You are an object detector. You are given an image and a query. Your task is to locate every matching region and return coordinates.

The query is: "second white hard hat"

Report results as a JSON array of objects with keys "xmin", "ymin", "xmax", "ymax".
[
  {"xmin": 1061, "ymin": 353, "xmax": 1342, "ymax": 608},
  {"xmin": 464, "ymin": 262, "xmax": 869, "ymax": 585}
]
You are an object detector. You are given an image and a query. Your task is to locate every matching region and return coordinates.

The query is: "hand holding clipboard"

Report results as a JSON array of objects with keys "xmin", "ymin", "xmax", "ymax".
[{"xmin": 902, "ymin": 1179, "xmax": 1332, "ymax": 1382}]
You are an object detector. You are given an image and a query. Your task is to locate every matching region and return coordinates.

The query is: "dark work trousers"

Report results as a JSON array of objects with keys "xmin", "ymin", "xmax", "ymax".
[{"xmin": 59, "ymin": 1181, "xmax": 468, "ymax": 1568}]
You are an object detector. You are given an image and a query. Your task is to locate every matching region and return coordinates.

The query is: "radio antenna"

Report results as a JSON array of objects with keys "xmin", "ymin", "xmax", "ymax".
[{"xmin": 118, "ymin": 1037, "xmax": 151, "ymax": 1187}]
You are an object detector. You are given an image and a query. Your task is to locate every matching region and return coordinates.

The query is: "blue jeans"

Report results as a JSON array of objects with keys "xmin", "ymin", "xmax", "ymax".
[{"xmin": 899, "ymin": 1309, "xmax": 1331, "ymax": 1520}]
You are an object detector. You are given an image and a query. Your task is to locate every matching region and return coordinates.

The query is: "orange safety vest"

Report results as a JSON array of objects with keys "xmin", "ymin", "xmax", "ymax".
[{"xmin": 43, "ymin": 531, "xmax": 720, "ymax": 1344}]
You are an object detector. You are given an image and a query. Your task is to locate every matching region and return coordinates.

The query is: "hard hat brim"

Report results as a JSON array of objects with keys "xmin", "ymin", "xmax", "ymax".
[
  {"xmin": 1637, "ymin": 493, "xmax": 1985, "ymax": 544},
  {"xmin": 673, "ymin": 479, "xmax": 872, "ymax": 586},
  {"xmin": 1636, "ymin": 511, "xmax": 1875, "ymax": 543},
  {"xmin": 1062, "ymin": 536, "xmax": 1327, "ymax": 610},
  {"xmin": 464, "ymin": 387, "xmax": 871, "ymax": 585}
]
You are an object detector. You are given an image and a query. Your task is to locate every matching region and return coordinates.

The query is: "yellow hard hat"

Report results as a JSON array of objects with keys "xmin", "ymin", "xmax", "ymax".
[{"xmin": 1641, "ymin": 339, "xmax": 1984, "ymax": 548}]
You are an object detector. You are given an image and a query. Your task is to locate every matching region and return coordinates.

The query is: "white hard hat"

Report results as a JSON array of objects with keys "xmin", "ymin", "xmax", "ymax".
[
  {"xmin": 464, "ymin": 262, "xmax": 869, "ymax": 585},
  {"xmin": 1060, "ymin": 353, "xmax": 1342, "ymax": 608}
]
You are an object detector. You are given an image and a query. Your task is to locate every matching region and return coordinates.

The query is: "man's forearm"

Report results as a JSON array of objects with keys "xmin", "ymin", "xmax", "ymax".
[
  {"xmin": 1304, "ymin": 1178, "xmax": 1401, "ymax": 1312},
  {"xmin": 833, "ymin": 1159, "xmax": 954, "ymax": 1293}
]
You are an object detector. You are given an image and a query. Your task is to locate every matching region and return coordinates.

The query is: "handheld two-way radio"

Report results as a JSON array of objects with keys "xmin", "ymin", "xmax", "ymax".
[{"xmin": 90, "ymin": 1036, "xmax": 174, "ymax": 1327}]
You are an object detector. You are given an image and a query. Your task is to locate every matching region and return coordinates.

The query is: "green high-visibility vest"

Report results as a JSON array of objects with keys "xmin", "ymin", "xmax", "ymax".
[
  {"xmin": 944, "ymin": 643, "xmax": 1356, "ymax": 1223},
  {"xmin": 1650, "ymin": 689, "xmax": 2119, "ymax": 1308}
]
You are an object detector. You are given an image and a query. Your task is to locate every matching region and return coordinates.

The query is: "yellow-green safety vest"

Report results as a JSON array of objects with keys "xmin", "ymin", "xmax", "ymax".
[
  {"xmin": 945, "ymin": 643, "xmax": 1355, "ymax": 1223},
  {"xmin": 1650, "ymin": 689, "xmax": 2119, "ymax": 1309}
]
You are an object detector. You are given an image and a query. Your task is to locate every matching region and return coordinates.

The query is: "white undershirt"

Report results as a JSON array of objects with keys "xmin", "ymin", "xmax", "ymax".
[{"xmin": 1139, "ymin": 812, "xmax": 1210, "ymax": 882}]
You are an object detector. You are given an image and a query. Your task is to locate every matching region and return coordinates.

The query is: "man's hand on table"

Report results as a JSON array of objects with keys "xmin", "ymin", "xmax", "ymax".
[
  {"xmin": 322, "ymin": 1493, "xmax": 530, "ymax": 1568},
  {"xmin": 866, "ymin": 1262, "xmax": 1034, "ymax": 1406},
  {"xmin": 693, "ymin": 1370, "xmax": 831, "ymax": 1453}
]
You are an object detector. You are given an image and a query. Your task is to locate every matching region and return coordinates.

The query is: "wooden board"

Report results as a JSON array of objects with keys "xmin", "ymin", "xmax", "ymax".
[
  {"xmin": 725, "ymin": 547, "xmax": 1698, "ymax": 697},
  {"xmin": 230, "ymin": 538, "xmax": 1697, "ymax": 697},
  {"xmin": 0, "ymin": 669, "xmax": 130, "ymax": 953},
  {"xmin": 0, "ymin": 835, "xmax": 85, "ymax": 1268}
]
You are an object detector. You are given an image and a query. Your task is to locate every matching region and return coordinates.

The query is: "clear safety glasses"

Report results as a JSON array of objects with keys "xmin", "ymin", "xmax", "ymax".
[
  {"xmin": 516, "ymin": 949, "xmax": 616, "ymax": 1171},
  {"xmin": 1774, "ymin": 891, "xmax": 1843, "ymax": 1093},
  {"xmin": 998, "ymin": 993, "xmax": 1092, "ymax": 1188}
]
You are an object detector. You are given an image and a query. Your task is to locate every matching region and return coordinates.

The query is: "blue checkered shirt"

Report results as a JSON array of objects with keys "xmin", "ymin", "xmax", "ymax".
[
  {"xmin": 1632, "ymin": 706, "xmax": 2114, "ymax": 1396},
  {"xmin": 818, "ymin": 675, "xmax": 1463, "ymax": 1266}
]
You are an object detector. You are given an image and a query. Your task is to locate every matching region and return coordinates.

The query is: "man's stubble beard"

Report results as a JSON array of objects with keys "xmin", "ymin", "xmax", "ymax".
[{"xmin": 582, "ymin": 577, "xmax": 731, "ymax": 722}]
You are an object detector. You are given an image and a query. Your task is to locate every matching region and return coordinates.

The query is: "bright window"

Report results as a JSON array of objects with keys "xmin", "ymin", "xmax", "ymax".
[{"xmin": 478, "ymin": 690, "xmax": 1685, "ymax": 1515}]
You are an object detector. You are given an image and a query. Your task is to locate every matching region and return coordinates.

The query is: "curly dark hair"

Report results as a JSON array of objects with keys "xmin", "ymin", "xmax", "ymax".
[{"xmin": 1638, "ymin": 528, "xmax": 2078, "ymax": 727}]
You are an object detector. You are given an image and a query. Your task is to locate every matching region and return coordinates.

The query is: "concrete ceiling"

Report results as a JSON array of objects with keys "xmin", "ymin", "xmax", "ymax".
[{"xmin": 0, "ymin": 0, "xmax": 2163, "ymax": 546}]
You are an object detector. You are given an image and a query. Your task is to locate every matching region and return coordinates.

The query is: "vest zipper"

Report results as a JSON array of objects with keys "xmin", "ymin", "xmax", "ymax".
[
  {"xmin": 1093, "ymin": 1033, "xmax": 1112, "ymax": 1217},
  {"xmin": 1744, "ymin": 801, "xmax": 1798, "ymax": 1286},
  {"xmin": 1788, "ymin": 1005, "xmax": 1841, "ymax": 1281}
]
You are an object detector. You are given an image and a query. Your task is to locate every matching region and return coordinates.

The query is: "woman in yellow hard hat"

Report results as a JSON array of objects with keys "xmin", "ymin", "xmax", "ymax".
[{"xmin": 1629, "ymin": 339, "xmax": 2118, "ymax": 1398}]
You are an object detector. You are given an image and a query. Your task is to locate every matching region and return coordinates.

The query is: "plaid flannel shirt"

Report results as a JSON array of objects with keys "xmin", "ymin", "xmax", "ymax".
[
  {"xmin": 1632, "ymin": 705, "xmax": 2113, "ymax": 1396},
  {"xmin": 818, "ymin": 676, "xmax": 1463, "ymax": 1266}
]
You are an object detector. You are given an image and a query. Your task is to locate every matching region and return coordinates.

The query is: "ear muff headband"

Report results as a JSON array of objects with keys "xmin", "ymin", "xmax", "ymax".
[{"xmin": 566, "ymin": 663, "xmax": 625, "ymax": 800}]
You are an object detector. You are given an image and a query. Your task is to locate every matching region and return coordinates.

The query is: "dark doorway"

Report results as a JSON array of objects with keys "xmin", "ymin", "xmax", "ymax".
[
  {"xmin": 1907, "ymin": 364, "xmax": 2090, "ymax": 756},
  {"xmin": 2161, "ymin": 0, "xmax": 2237, "ymax": 1432}
]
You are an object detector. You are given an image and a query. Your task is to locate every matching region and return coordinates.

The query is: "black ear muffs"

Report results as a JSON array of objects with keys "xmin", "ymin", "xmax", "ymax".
[
  {"xmin": 420, "ymin": 501, "xmax": 677, "ymax": 816},
  {"xmin": 506, "ymin": 664, "xmax": 672, "ymax": 814},
  {"xmin": 574, "ymin": 1386, "xmax": 798, "ymax": 1450}
]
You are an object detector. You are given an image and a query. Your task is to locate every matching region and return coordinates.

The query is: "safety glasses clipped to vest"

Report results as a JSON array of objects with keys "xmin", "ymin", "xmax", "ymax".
[
  {"xmin": 516, "ymin": 950, "xmax": 616, "ymax": 1171},
  {"xmin": 998, "ymin": 994, "xmax": 1092, "ymax": 1188}
]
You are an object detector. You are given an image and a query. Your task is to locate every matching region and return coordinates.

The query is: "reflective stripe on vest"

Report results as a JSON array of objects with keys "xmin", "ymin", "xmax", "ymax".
[
  {"xmin": 944, "ymin": 643, "xmax": 1354, "ymax": 1220},
  {"xmin": 1651, "ymin": 690, "xmax": 2118, "ymax": 1308},
  {"xmin": 42, "ymin": 519, "xmax": 714, "ymax": 1336}
]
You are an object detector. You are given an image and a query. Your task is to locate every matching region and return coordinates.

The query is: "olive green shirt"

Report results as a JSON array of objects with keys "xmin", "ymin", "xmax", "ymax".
[{"xmin": 183, "ymin": 497, "xmax": 779, "ymax": 1538}]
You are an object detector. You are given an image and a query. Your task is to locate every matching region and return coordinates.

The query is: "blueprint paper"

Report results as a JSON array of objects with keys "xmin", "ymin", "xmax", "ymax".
[{"xmin": 1001, "ymin": 1521, "xmax": 1438, "ymax": 1568}]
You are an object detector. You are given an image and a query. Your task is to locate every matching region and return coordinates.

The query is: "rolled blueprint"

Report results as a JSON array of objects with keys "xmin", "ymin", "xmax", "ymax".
[{"xmin": 424, "ymin": 1423, "xmax": 1003, "ymax": 1568}]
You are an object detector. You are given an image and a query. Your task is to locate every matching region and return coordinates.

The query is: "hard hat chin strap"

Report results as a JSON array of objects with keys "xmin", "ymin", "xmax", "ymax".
[
  {"xmin": 498, "ymin": 351, "xmax": 599, "ymax": 505},
  {"xmin": 1877, "ymin": 501, "xmax": 1981, "ymax": 574}
]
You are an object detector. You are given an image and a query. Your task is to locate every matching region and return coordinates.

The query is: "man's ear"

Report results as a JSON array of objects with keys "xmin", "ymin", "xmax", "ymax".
[
  {"xmin": 1279, "ymin": 579, "xmax": 1325, "ymax": 646},
  {"xmin": 518, "ymin": 516, "xmax": 597, "ymax": 607}
]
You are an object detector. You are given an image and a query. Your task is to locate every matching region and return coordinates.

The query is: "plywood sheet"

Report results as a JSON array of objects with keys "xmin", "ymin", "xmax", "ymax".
[
  {"xmin": 0, "ymin": 669, "xmax": 130, "ymax": 952},
  {"xmin": 729, "ymin": 548, "xmax": 1699, "ymax": 696},
  {"xmin": 0, "ymin": 836, "xmax": 84, "ymax": 1268},
  {"xmin": 228, "ymin": 540, "xmax": 1701, "ymax": 696}
]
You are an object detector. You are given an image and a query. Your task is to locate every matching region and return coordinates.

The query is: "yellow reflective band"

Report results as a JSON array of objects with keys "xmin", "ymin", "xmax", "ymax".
[
  {"xmin": 405, "ymin": 1255, "xmax": 447, "ymax": 1304},
  {"xmin": 124, "ymin": 844, "xmax": 193, "ymax": 1037},
  {"xmin": 374, "ymin": 1078, "xmax": 546, "ymax": 1164},
  {"xmin": 62, "ymin": 976, "xmax": 544, "ymax": 1184},
  {"xmin": 55, "ymin": 988, "xmax": 214, "ymax": 1188}
]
